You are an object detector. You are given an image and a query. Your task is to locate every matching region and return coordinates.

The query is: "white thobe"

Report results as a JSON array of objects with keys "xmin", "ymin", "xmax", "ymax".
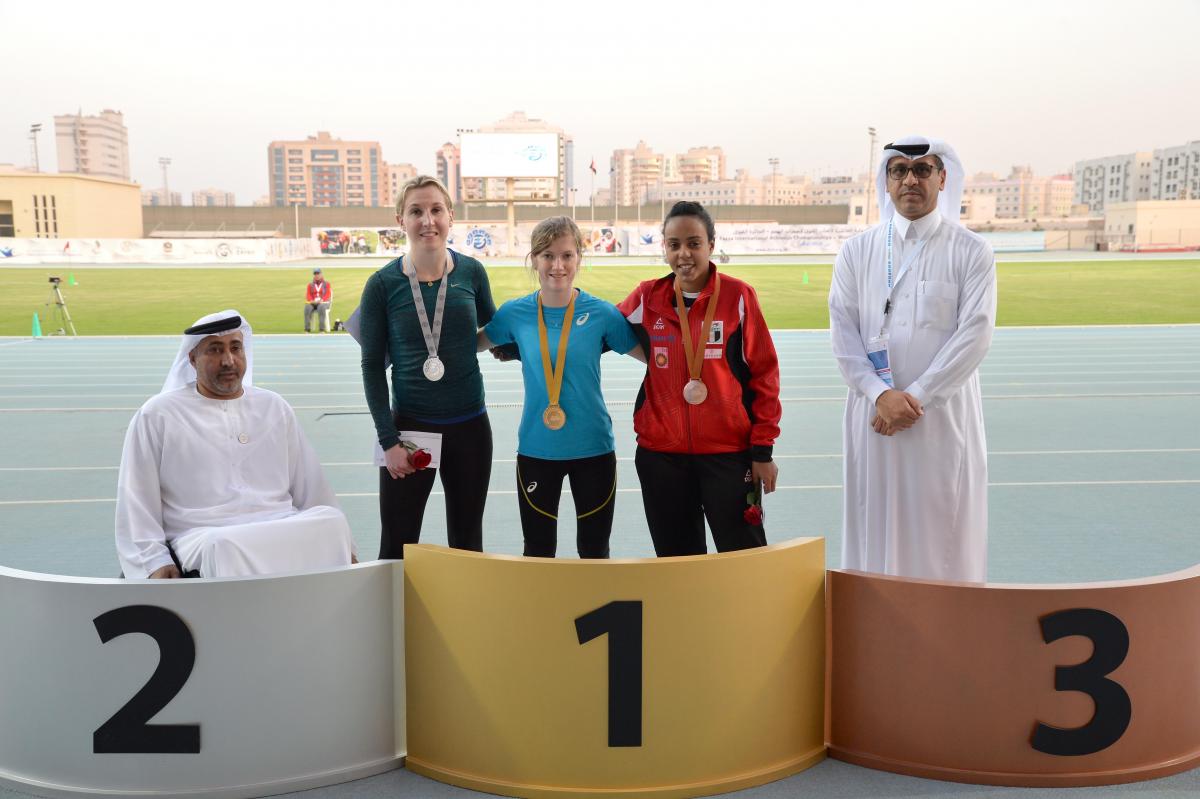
[
  {"xmin": 116, "ymin": 385, "xmax": 355, "ymax": 578},
  {"xmin": 829, "ymin": 210, "xmax": 996, "ymax": 582}
]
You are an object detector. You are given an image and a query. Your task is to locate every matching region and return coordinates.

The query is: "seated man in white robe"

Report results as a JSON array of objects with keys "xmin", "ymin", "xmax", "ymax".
[{"xmin": 116, "ymin": 309, "xmax": 357, "ymax": 578}]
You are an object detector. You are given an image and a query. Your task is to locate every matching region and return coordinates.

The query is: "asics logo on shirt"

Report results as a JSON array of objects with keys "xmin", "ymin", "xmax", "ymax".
[{"xmin": 575, "ymin": 313, "xmax": 589, "ymax": 326}]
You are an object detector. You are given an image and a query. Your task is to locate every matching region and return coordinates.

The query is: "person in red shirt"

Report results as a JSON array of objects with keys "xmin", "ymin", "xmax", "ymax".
[
  {"xmin": 305, "ymin": 268, "xmax": 333, "ymax": 332},
  {"xmin": 618, "ymin": 201, "xmax": 781, "ymax": 556}
]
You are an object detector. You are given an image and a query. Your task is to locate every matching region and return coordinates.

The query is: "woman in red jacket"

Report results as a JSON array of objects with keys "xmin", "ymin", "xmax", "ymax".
[{"xmin": 618, "ymin": 201, "xmax": 781, "ymax": 556}]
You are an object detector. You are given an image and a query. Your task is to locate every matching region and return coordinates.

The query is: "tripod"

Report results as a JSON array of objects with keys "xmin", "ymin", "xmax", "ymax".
[{"xmin": 44, "ymin": 279, "xmax": 77, "ymax": 336}]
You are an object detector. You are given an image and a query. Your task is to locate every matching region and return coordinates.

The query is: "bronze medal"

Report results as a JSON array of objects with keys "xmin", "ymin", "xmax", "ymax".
[{"xmin": 682, "ymin": 378, "xmax": 708, "ymax": 405}]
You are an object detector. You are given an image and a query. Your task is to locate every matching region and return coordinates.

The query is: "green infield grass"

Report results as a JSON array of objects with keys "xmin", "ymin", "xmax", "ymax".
[{"xmin": 2, "ymin": 259, "xmax": 1197, "ymax": 335}]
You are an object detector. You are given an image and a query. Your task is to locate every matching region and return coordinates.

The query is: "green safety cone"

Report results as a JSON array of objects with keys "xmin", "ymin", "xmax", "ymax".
[
  {"xmin": 802, "ymin": 271, "xmax": 809, "ymax": 285},
  {"xmin": 68, "ymin": 273, "xmax": 78, "ymax": 286},
  {"xmin": 31, "ymin": 313, "xmax": 42, "ymax": 338}
]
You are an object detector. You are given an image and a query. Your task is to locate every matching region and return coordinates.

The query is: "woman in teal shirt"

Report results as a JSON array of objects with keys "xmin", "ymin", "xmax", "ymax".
[
  {"xmin": 478, "ymin": 216, "xmax": 643, "ymax": 558},
  {"xmin": 359, "ymin": 175, "xmax": 495, "ymax": 558}
]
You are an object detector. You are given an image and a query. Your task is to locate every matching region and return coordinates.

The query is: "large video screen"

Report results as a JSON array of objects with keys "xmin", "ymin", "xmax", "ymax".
[{"xmin": 460, "ymin": 132, "xmax": 559, "ymax": 178}]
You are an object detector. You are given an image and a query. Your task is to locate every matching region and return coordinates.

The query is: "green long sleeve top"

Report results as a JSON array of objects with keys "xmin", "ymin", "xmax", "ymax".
[{"xmin": 358, "ymin": 251, "xmax": 496, "ymax": 450}]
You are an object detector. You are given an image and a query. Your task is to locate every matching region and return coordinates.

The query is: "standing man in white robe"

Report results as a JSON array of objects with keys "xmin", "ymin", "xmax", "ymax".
[
  {"xmin": 828, "ymin": 136, "xmax": 996, "ymax": 582},
  {"xmin": 116, "ymin": 309, "xmax": 357, "ymax": 578}
]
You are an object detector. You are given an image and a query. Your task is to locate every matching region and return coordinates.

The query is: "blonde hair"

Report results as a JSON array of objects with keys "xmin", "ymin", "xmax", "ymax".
[
  {"xmin": 395, "ymin": 175, "xmax": 453, "ymax": 215},
  {"xmin": 527, "ymin": 216, "xmax": 584, "ymax": 269}
]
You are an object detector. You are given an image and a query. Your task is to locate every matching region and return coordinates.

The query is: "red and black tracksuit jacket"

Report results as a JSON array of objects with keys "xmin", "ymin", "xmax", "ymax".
[{"xmin": 618, "ymin": 266, "xmax": 781, "ymax": 462}]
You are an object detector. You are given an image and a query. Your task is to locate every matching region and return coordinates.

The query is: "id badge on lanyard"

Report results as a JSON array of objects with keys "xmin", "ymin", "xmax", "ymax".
[
  {"xmin": 870, "ymin": 221, "xmax": 929, "ymax": 388},
  {"xmin": 867, "ymin": 333, "xmax": 893, "ymax": 387}
]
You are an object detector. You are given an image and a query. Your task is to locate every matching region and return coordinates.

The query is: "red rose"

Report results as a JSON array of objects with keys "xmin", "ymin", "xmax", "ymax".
[
  {"xmin": 743, "ymin": 504, "xmax": 763, "ymax": 526},
  {"xmin": 401, "ymin": 441, "xmax": 433, "ymax": 470}
]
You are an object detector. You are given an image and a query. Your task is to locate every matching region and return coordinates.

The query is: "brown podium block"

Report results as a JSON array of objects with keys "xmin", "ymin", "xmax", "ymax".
[
  {"xmin": 404, "ymin": 539, "xmax": 826, "ymax": 798},
  {"xmin": 827, "ymin": 566, "xmax": 1200, "ymax": 786}
]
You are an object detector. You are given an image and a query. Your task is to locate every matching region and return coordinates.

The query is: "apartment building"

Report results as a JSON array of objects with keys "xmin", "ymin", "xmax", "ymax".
[
  {"xmin": 964, "ymin": 167, "xmax": 1074, "ymax": 220},
  {"xmin": 1074, "ymin": 151, "xmax": 1153, "ymax": 215},
  {"xmin": 54, "ymin": 109, "xmax": 131, "ymax": 181},
  {"xmin": 191, "ymin": 188, "xmax": 236, "ymax": 207},
  {"xmin": 267, "ymin": 132, "xmax": 385, "ymax": 207}
]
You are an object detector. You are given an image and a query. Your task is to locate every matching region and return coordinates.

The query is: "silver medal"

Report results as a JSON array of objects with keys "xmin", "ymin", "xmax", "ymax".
[{"xmin": 423, "ymin": 356, "xmax": 445, "ymax": 382}]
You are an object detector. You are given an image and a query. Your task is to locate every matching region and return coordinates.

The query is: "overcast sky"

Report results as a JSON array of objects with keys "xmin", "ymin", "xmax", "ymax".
[{"xmin": 3, "ymin": 0, "xmax": 1197, "ymax": 202}]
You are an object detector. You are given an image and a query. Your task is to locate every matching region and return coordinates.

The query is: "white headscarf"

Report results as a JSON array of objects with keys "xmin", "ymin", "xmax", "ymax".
[
  {"xmin": 875, "ymin": 135, "xmax": 965, "ymax": 226},
  {"xmin": 161, "ymin": 309, "xmax": 254, "ymax": 394}
]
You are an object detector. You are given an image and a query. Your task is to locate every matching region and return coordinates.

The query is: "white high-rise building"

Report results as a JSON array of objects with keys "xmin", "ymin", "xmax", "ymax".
[
  {"xmin": 1073, "ymin": 151, "xmax": 1153, "ymax": 215},
  {"xmin": 1149, "ymin": 141, "xmax": 1200, "ymax": 201},
  {"xmin": 55, "ymin": 109, "xmax": 131, "ymax": 181}
]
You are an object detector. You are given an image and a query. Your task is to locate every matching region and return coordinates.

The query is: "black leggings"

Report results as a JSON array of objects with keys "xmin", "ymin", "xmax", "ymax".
[
  {"xmin": 378, "ymin": 412, "xmax": 492, "ymax": 559},
  {"xmin": 634, "ymin": 447, "xmax": 767, "ymax": 557},
  {"xmin": 516, "ymin": 452, "xmax": 617, "ymax": 558}
]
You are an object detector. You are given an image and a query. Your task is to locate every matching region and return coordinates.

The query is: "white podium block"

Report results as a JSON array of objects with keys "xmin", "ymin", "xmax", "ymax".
[{"xmin": 0, "ymin": 561, "xmax": 405, "ymax": 797}]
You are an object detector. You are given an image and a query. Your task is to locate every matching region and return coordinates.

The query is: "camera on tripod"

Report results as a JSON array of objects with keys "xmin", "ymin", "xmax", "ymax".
[{"xmin": 48, "ymin": 276, "xmax": 62, "ymax": 284}]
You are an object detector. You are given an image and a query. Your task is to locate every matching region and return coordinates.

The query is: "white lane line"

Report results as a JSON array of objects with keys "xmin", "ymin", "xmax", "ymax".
[
  {"xmin": 7, "ymin": 478, "xmax": 1199, "ymax": 506},
  {"xmin": 8, "ymin": 391, "xmax": 1200, "ymax": 412},
  {"xmin": 5, "ymin": 448, "xmax": 1198, "ymax": 473}
]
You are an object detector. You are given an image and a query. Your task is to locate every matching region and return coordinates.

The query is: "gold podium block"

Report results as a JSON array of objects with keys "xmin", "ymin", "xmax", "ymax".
[
  {"xmin": 827, "ymin": 566, "xmax": 1200, "ymax": 786},
  {"xmin": 404, "ymin": 539, "xmax": 826, "ymax": 798}
]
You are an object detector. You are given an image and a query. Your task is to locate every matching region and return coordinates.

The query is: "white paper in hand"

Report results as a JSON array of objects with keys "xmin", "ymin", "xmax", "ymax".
[{"xmin": 373, "ymin": 431, "xmax": 443, "ymax": 469}]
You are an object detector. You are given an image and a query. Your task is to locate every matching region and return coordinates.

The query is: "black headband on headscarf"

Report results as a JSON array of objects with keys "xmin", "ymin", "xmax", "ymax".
[
  {"xmin": 184, "ymin": 315, "xmax": 242, "ymax": 336},
  {"xmin": 884, "ymin": 142, "xmax": 930, "ymax": 158}
]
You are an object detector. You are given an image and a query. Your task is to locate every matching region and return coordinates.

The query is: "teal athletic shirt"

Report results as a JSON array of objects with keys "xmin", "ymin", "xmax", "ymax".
[
  {"xmin": 485, "ymin": 289, "xmax": 639, "ymax": 460},
  {"xmin": 359, "ymin": 251, "xmax": 496, "ymax": 450}
]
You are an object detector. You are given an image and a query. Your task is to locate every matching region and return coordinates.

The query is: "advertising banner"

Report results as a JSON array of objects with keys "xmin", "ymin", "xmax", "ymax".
[{"xmin": 0, "ymin": 237, "xmax": 315, "ymax": 264}]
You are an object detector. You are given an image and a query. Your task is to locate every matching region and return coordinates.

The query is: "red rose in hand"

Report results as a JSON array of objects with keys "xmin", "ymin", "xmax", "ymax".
[
  {"xmin": 410, "ymin": 449, "xmax": 432, "ymax": 470},
  {"xmin": 743, "ymin": 504, "xmax": 763, "ymax": 526}
]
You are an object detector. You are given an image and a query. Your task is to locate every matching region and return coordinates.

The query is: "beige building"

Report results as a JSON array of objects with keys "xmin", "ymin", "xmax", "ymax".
[
  {"xmin": 1104, "ymin": 200, "xmax": 1200, "ymax": 249},
  {"xmin": 964, "ymin": 167, "xmax": 1073, "ymax": 220},
  {"xmin": 142, "ymin": 189, "xmax": 182, "ymax": 206},
  {"xmin": 0, "ymin": 170, "xmax": 142, "ymax": 238},
  {"xmin": 267, "ymin": 132, "xmax": 385, "ymax": 207},
  {"xmin": 191, "ymin": 188, "xmax": 236, "ymax": 207},
  {"xmin": 677, "ymin": 147, "xmax": 727, "ymax": 183},
  {"xmin": 611, "ymin": 141, "xmax": 670, "ymax": 206},
  {"xmin": 54, "ymin": 109, "xmax": 131, "ymax": 181},
  {"xmin": 810, "ymin": 175, "xmax": 871, "ymax": 208},
  {"xmin": 460, "ymin": 112, "xmax": 575, "ymax": 206},
  {"xmin": 384, "ymin": 162, "xmax": 418, "ymax": 208},
  {"xmin": 436, "ymin": 143, "xmax": 461, "ymax": 204}
]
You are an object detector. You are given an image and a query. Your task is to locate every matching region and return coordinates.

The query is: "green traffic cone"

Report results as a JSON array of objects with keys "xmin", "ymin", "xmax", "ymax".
[
  {"xmin": 32, "ymin": 313, "xmax": 42, "ymax": 338},
  {"xmin": 802, "ymin": 271, "xmax": 809, "ymax": 285},
  {"xmin": 68, "ymin": 273, "xmax": 78, "ymax": 286}
]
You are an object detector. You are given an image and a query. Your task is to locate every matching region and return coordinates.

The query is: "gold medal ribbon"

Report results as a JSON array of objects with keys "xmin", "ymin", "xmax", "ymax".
[
  {"xmin": 674, "ymin": 272, "xmax": 722, "ymax": 383},
  {"xmin": 538, "ymin": 291, "xmax": 576, "ymax": 415}
]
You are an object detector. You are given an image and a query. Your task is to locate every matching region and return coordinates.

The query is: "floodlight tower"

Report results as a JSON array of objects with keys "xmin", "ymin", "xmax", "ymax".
[
  {"xmin": 866, "ymin": 127, "xmax": 877, "ymax": 224},
  {"xmin": 29, "ymin": 124, "xmax": 42, "ymax": 172},
  {"xmin": 159, "ymin": 157, "xmax": 172, "ymax": 206}
]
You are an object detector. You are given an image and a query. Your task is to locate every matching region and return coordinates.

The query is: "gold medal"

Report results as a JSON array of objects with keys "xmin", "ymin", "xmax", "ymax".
[
  {"xmin": 537, "ymin": 291, "xmax": 576, "ymax": 431},
  {"xmin": 542, "ymin": 404, "xmax": 567, "ymax": 430},
  {"xmin": 682, "ymin": 379, "xmax": 708, "ymax": 405},
  {"xmin": 674, "ymin": 272, "xmax": 722, "ymax": 407}
]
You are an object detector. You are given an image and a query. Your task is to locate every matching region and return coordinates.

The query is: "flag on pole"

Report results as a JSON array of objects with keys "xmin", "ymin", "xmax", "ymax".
[{"xmin": 589, "ymin": 159, "xmax": 597, "ymax": 175}]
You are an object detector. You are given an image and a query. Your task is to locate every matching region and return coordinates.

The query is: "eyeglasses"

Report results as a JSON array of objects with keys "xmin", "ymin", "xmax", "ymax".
[{"xmin": 887, "ymin": 163, "xmax": 941, "ymax": 181}]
